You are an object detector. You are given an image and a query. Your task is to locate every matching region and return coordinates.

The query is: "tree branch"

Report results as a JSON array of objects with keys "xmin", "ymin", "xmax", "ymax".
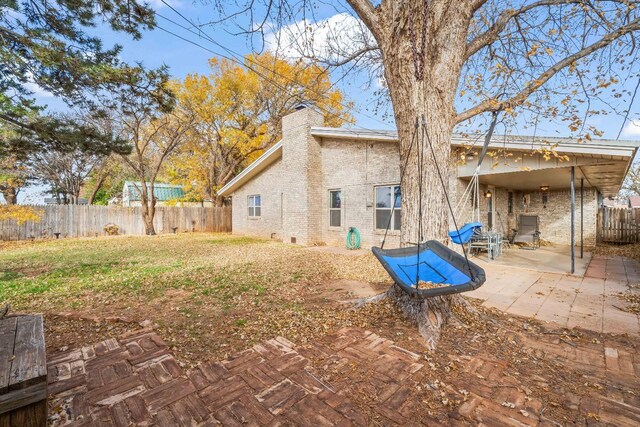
[
  {"xmin": 456, "ymin": 17, "xmax": 640, "ymax": 123},
  {"xmin": 345, "ymin": 0, "xmax": 378, "ymax": 37},
  {"xmin": 465, "ymin": 0, "xmax": 580, "ymax": 60},
  {"xmin": 319, "ymin": 45, "xmax": 379, "ymax": 67}
]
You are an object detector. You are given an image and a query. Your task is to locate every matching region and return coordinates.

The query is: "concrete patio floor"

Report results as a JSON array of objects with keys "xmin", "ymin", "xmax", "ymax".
[
  {"xmin": 473, "ymin": 244, "xmax": 591, "ymax": 275},
  {"xmin": 467, "ymin": 254, "xmax": 640, "ymax": 335}
]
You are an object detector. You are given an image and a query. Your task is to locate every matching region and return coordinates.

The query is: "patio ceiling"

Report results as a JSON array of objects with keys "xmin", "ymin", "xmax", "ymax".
[{"xmin": 470, "ymin": 161, "xmax": 629, "ymax": 196}]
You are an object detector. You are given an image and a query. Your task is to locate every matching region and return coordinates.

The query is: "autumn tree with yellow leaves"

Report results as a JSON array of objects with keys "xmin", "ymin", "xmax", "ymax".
[{"xmin": 165, "ymin": 53, "xmax": 352, "ymax": 205}]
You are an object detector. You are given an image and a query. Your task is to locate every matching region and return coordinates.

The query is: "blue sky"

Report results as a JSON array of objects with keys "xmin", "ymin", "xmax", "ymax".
[
  {"xmin": 32, "ymin": 0, "xmax": 640, "ymax": 137},
  {"xmin": 35, "ymin": 1, "xmax": 394, "ymax": 131},
  {"xmin": 21, "ymin": 0, "xmax": 640, "ymax": 203}
]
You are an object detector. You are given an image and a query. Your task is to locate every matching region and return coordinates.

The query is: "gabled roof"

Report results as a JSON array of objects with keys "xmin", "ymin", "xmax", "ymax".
[
  {"xmin": 310, "ymin": 127, "xmax": 640, "ymax": 159},
  {"xmin": 217, "ymin": 126, "xmax": 640, "ymax": 196},
  {"xmin": 218, "ymin": 141, "xmax": 283, "ymax": 196},
  {"xmin": 124, "ymin": 181, "xmax": 185, "ymax": 201}
]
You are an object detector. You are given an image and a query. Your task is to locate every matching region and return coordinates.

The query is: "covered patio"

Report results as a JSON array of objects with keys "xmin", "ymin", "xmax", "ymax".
[{"xmin": 454, "ymin": 134, "xmax": 640, "ymax": 274}]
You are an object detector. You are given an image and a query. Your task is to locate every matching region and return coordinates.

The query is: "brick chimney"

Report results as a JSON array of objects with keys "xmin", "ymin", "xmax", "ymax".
[{"xmin": 281, "ymin": 105, "xmax": 324, "ymax": 245}]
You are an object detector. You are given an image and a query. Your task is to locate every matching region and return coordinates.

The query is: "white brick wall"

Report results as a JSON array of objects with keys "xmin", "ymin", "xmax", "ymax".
[
  {"xmin": 454, "ymin": 181, "xmax": 598, "ymax": 247},
  {"xmin": 230, "ymin": 108, "xmax": 600, "ymax": 249},
  {"xmin": 320, "ymin": 139, "xmax": 401, "ymax": 248},
  {"xmin": 281, "ymin": 107, "xmax": 324, "ymax": 245},
  {"xmin": 511, "ymin": 188, "xmax": 598, "ymax": 247},
  {"xmin": 231, "ymin": 157, "xmax": 284, "ymax": 239}
]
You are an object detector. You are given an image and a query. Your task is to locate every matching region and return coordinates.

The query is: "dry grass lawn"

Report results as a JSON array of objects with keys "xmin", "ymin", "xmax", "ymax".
[
  {"xmin": 0, "ymin": 233, "xmax": 406, "ymax": 363},
  {"xmin": 2, "ymin": 233, "xmax": 639, "ymax": 424}
]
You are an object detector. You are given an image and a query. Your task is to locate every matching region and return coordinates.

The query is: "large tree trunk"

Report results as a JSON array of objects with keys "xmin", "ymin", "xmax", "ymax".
[
  {"xmin": 139, "ymin": 183, "xmax": 157, "ymax": 235},
  {"xmin": 373, "ymin": 1, "xmax": 474, "ymax": 348},
  {"xmin": 88, "ymin": 174, "xmax": 107, "ymax": 204},
  {"xmin": 140, "ymin": 200, "xmax": 156, "ymax": 235},
  {"xmin": 213, "ymin": 195, "xmax": 225, "ymax": 207}
]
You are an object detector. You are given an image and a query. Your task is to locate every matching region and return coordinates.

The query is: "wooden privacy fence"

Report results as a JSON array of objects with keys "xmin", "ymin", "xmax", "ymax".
[
  {"xmin": 0, "ymin": 205, "xmax": 231, "ymax": 241},
  {"xmin": 598, "ymin": 207, "xmax": 640, "ymax": 243}
]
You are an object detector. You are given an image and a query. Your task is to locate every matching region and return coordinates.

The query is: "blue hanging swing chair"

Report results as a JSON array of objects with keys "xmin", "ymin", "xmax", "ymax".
[
  {"xmin": 372, "ymin": 241, "xmax": 486, "ymax": 297},
  {"xmin": 447, "ymin": 110, "xmax": 500, "ymax": 247},
  {"xmin": 448, "ymin": 221, "xmax": 482, "ymax": 244},
  {"xmin": 372, "ymin": 112, "xmax": 500, "ymax": 298}
]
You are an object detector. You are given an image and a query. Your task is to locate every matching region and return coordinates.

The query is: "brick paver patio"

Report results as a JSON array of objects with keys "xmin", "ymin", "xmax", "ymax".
[
  {"xmin": 47, "ymin": 325, "xmax": 640, "ymax": 426},
  {"xmin": 47, "ymin": 327, "xmax": 426, "ymax": 426},
  {"xmin": 468, "ymin": 254, "xmax": 640, "ymax": 335}
]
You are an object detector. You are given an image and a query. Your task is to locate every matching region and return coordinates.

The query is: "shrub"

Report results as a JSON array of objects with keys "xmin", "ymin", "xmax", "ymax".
[{"xmin": 104, "ymin": 223, "xmax": 120, "ymax": 236}]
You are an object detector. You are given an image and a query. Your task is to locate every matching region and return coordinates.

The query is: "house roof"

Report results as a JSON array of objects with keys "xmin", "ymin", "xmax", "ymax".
[
  {"xmin": 310, "ymin": 127, "xmax": 640, "ymax": 159},
  {"xmin": 629, "ymin": 196, "xmax": 640, "ymax": 208},
  {"xmin": 218, "ymin": 126, "xmax": 640, "ymax": 197},
  {"xmin": 124, "ymin": 181, "xmax": 185, "ymax": 201},
  {"xmin": 218, "ymin": 141, "xmax": 283, "ymax": 196}
]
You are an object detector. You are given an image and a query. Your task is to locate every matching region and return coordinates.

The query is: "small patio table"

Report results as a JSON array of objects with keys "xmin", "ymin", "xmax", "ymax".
[{"xmin": 469, "ymin": 230, "xmax": 502, "ymax": 260}]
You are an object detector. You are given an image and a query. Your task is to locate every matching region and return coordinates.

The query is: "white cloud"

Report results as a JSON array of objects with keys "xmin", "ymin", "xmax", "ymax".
[
  {"xmin": 622, "ymin": 120, "xmax": 640, "ymax": 138},
  {"xmin": 23, "ymin": 72, "xmax": 53, "ymax": 98},
  {"xmin": 265, "ymin": 13, "xmax": 378, "ymax": 66}
]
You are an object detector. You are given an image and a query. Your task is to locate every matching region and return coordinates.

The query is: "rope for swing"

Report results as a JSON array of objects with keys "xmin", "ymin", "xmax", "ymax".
[
  {"xmin": 381, "ymin": 117, "xmax": 419, "ymax": 250},
  {"xmin": 379, "ymin": 111, "xmax": 502, "ymax": 283},
  {"xmin": 420, "ymin": 114, "xmax": 474, "ymax": 280}
]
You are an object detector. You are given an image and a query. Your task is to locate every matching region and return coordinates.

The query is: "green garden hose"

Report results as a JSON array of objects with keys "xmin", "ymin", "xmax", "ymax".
[{"xmin": 345, "ymin": 227, "xmax": 361, "ymax": 250}]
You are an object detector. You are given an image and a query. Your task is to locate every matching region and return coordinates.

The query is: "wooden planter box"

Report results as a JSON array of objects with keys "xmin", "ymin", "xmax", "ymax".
[{"xmin": 0, "ymin": 314, "xmax": 47, "ymax": 427}]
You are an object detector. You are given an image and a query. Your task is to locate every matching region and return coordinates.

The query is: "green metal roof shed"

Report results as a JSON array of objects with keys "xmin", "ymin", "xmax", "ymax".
[{"xmin": 122, "ymin": 181, "xmax": 185, "ymax": 205}]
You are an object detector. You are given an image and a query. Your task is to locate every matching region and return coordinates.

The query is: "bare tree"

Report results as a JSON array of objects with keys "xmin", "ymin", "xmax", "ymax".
[
  {"xmin": 622, "ymin": 161, "xmax": 640, "ymax": 196},
  {"xmin": 98, "ymin": 66, "xmax": 192, "ymax": 235},
  {"xmin": 30, "ymin": 149, "xmax": 104, "ymax": 204},
  {"xmin": 198, "ymin": 0, "xmax": 640, "ymax": 345},
  {"xmin": 120, "ymin": 113, "xmax": 193, "ymax": 234}
]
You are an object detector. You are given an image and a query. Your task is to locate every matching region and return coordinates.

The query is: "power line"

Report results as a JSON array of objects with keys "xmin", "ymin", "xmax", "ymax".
[
  {"xmin": 155, "ymin": 2, "xmax": 391, "ymax": 132},
  {"xmin": 617, "ymin": 75, "xmax": 640, "ymax": 140},
  {"xmin": 154, "ymin": 22, "xmax": 352, "ymax": 128},
  {"xmin": 155, "ymin": 11, "xmax": 384, "ymax": 130}
]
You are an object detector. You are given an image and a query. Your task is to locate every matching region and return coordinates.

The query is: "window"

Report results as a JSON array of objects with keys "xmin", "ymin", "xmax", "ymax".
[
  {"xmin": 329, "ymin": 190, "xmax": 342, "ymax": 227},
  {"xmin": 248, "ymin": 195, "xmax": 261, "ymax": 217},
  {"xmin": 508, "ymin": 192, "xmax": 513, "ymax": 214},
  {"xmin": 375, "ymin": 185, "xmax": 401, "ymax": 230}
]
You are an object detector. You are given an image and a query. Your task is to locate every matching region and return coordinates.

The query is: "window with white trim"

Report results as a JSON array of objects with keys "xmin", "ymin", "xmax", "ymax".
[
  {"xmin": 248, "ymin": 195, "xmax": 261, "ymax": 217},
  {"xmin": 375, "ymin": 185, "xmax": 401, "ymax": 230},
  {"xmin": 329, "ymin": 190, "xmax": 342, "ymax": 227}
]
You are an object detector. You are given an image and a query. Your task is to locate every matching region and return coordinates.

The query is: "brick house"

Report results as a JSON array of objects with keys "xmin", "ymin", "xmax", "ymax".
[{"xmin": 218, "ymin": 107, "xmax": 639, "ymax": 248}]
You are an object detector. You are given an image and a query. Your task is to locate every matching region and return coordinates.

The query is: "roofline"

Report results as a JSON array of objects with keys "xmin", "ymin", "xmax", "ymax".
[
  {"xmin": 123, "ymin": 181, "xmax": 185, "ymax": 188},
  {"xmin": 310, "ymin": 127, "xmax": 399, "ymax": 142},
  {"xmin": 219, "ymin": 128, "xmax": 639, "ymax": 196},
  {"xmin": 218, "ymin": 140, "xmax": 283, "ymax": 196},
  {"xmin": 310, "ymin": 127, "xmax": 640, "ymax": 158}
]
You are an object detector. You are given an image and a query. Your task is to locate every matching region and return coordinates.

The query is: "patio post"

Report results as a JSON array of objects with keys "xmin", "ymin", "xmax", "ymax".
[
  {"xmin": 580, "ymin": 178, "xmax": 584, "ymax": 258},
  {"xmin": 570, "ymin": 166, "xmax": 575, "ymax": 274}
]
